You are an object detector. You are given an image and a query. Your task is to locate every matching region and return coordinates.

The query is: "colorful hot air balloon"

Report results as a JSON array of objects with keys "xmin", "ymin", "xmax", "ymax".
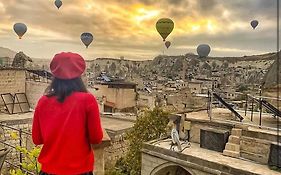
[
  {"xmin": 13, "ymin": 23, "xmax": 27, "ymax": 39},
  {"xmin": 54, "ymin": 0, "xmax": 62, "ymax": 9},
  {"xmin": 250, "ymin": 20, "xmax": 259, "ymax": 29},
  {"xmin": 156, "ymin": 18, "xmax": 174, "ymax": 41},
  {"xmin": 81, "ymin": 32, "xmax": 93, "ymax": 48},
  {"xmin": 197, "ymin": 44, "xmax": 211, "ymax": 57},
  {"xmin": 165, "ymin": 41, "xmax": 171, "ymax": 49}
]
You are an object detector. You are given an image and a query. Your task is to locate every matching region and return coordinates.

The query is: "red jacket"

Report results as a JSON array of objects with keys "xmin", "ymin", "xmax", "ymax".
[{"xmin": 32, "ymin": 92, "xmax": 103, "ymax": 175}]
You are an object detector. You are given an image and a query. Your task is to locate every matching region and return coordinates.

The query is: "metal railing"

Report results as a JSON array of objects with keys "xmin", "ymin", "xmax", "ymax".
[{"xmin": 0, "ymin": 123, "xmax": 37, "ymax": 175}]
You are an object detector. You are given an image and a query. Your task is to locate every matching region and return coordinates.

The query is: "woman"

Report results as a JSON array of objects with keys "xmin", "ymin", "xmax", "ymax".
[{"xmin": 32, "ymin": 52, "xmax": 103, "ymax": 175}]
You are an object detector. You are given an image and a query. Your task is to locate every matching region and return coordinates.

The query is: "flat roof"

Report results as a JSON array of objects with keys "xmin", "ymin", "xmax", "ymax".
[
  {"xmin": 144, "ymin": 141, "xmax": 280, "ymax": 175},
  {"xmin": 101, "ymin": 117, "xmax": 134, "ymax": 132},
  {"xmin": 0, "ymin": 112, "xmax": 135, "ymax": 133}
]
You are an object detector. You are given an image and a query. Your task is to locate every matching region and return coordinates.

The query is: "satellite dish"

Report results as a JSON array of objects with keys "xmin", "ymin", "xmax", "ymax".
[{"xmin": 171, "ymin": 128, "xmax": 182, "ymax": 151}]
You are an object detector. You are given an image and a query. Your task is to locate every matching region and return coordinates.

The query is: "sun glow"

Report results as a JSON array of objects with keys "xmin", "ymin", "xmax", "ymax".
[
  {"xmin": 192, "ymin": 25, "xmax": 201, "ymax": 31},
  {"xmin": 134, "ymin": 8, "xmax": 160, "ymax": 23}
]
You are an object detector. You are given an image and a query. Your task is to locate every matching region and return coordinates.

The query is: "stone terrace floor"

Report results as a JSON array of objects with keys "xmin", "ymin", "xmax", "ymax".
[
  {"xmin": 148, "ymin": 140, "xmax": 281, "ymax": 175},
  {"xmin": 186, "ymin": 108, "xmax": 280, "ymax": 133},
  {"xmin": 0, "ymin": 112, "xmax": 135, "ymax": 129}
]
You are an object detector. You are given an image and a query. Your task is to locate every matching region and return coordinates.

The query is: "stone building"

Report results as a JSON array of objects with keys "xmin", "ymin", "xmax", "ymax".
[
  {"xmin": 141, "ymin": 110, "xmax": 281, "ymax": 175},
  {"xmin": 90, "ymin": 81, "xmax": 137, "ymax": 112},
  {"xmin": 188, "ymin": 81, "xmax": 203, "ymax": 94},
  {"xmin": 137, "ymin": 92, "xmax": 156, "ymax": 110}
]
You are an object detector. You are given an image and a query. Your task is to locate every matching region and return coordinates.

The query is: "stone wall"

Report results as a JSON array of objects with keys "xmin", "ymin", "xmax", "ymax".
[
  {"xmin": 25, "ymin": 81, "xmax": 49, "ymax": 109},
  {"xmin": 188, "ymin": 120, "xmax": 232, "ymax": 144},
  {"xmin": 0, "ymin": 69, "xmax": 26, "ymax": 108},
  {"xmin": 142, "ymin": 148, "xmax": 218, "ymax": 175},
  {"xmin": 89, "ymin": 85, "xmax": 136, "ymax": 110},
  {"xmin": 240, "ymin": 136, "xmax": 271, "ymax": 164},
  {"xmin": 137, "ymin": 93, "xmax": 155, "ymax": 110},
  {"xmin": 240, "ymin": 130, "xmax": 280, "ymax": 165},
  {"xmin": 104, "ymin": 139, "xmax": 128, "ymax": 169}
]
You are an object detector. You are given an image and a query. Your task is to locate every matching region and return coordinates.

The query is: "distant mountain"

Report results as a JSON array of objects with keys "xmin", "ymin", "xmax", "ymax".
[
  {"xmin": 86, "ymin": 52, "xmax": 277, "ymax": 89},
  {"xmin": 0, "ymin": 47, "xmax": 17, "ymax": 58}
]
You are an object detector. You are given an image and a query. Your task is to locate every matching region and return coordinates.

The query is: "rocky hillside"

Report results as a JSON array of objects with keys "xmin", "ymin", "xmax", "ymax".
[
  {"xmin": 0, "ymin": 47, "xmax": 17, "ymax": 58},
  {"xmin": 1, "ymin": 46, "xmax": 278, "ymax": 89},
  {"xmin": 263, "ymin": 52, "xmax": 281, "ymax": 88},
  {"xmin": 86, "ymin": 53, "xmax": 276, "ymax": 88}
]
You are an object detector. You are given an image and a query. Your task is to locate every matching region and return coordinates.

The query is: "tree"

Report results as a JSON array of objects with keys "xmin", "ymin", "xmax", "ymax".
[{"xmin": 114, "ymin": 108, "xmax": 170, "ymax": 175}]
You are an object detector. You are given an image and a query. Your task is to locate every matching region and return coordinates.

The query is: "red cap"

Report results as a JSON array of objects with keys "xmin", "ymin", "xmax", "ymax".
[{"xmin": 50, "ymin": 52, "xmax": 86, "ymax": 79}]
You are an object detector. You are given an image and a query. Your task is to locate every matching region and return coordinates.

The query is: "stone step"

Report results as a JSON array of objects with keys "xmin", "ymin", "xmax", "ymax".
[
  {"xmin": 228, "ymin": 135, "xmax": 240, "ymax": 145},
  {"xmin": 223, "ymin": 150, "xmax": 240, "ymax": 158},
  {"xmin": 225, "ymin": 143, "xmax": 240, "ymax": 152},
  {"xmin": 231, "ymin": 128, "xmax": 242, "ymax": 137}
]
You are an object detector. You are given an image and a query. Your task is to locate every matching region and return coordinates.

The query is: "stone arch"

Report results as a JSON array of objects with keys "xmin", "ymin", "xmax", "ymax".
[{"xmin": 150, "ymin": 162, "xmax": 195, "ymax": 175}]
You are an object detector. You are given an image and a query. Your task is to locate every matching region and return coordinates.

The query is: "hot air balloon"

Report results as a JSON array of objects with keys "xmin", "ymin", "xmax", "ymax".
[
  {"xmin": 156, "ymin": 18, "xmax": 174, "ymax": 41},
  {"xmin": 165, "ymin": 41, "xmax": 171, "ymax": 49},
  {"xmin": 197, "ymin": 44, "xmax": 211, "ymax": 57},
  {"xmin": 54, "ymin": 0, "xmax": 62, "ymax": 9},
  {"xmin": 13, "ymin": 23, "xmax": 27, "ymax": 39},
  {"xmin": 81, "ymin": 32, "xmax": 93, "ymax": 48},
  {"xmin": 250, "ymin": 20, "xmax": 259, "ymax": 29}
]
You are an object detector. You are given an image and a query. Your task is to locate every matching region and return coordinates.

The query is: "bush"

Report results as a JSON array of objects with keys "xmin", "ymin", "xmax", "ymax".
[
  {"xmin": 114, "ymin": 108, "xmax": 170, "ymax": 175},
  {"xmin": 9, "ymin": 135, "xmax": 41, "ymax": 175}
]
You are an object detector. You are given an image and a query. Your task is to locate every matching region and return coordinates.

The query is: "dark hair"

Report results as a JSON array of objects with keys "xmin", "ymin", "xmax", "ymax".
[{"xmin": 46, "ymin": 77, "xmax": 87, "ymax": 103}]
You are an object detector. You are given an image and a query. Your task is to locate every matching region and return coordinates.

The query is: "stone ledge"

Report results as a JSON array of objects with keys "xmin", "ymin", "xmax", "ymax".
[
  {"xmin": 231, "ymin": 128, "xmax": 242, "ymax": 137},
  {"xmin": 142, "ymin": 143, "xmax": 277, "ymax": 175},
  {"xmin": 91, "ymin": 129, "xmax": 111, "ymax": 149},
  {"xmin": 225, "ymin": 143, "xmax": 240, "ymax": 152},
  {"xmin": 228, "ymin": 135, "xmax": 240, "ymax": 145},
  {"xmin": 223, "ymin": 150, "xmax": 240, "ymax": 158},
  {"xmin": 240, "ymin": 151, "xmax": 268, "ymax": 165}
]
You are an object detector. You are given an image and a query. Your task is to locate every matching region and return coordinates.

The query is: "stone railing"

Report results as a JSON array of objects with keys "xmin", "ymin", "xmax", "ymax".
[
  {"xmin": 92, "ymin": 129, "xmax": 111, "ymax": 175},
  {"xmin": 0, "ymin": 119, "xmax": 111, "ymax": 175}
]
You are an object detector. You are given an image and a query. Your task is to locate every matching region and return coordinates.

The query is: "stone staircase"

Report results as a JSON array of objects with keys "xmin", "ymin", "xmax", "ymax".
[{"xmin": 223, "ymin": 128, "xmax": 242, "ymax": 158}]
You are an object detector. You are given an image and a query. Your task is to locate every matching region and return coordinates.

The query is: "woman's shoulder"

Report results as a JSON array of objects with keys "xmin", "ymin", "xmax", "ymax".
[{"xmin": 73, "ymin": 92, "xmax": 97, "ymax": 100}]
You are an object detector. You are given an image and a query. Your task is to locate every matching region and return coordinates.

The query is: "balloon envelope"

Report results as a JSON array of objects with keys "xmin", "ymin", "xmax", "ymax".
[
  {"xmin": 165, "ymin": 41, "xmax": 171, "ymax": 49},
  {"xmin": 250, "ymin": 20, "xmax": 258, "ymax": 29},
  {"xmin": 55, "ymin": 0, "xmax": 62, "ymax": 9},
  {"xmin": 197, "ymin": 44, "xmax": 211, "ymax": 57},
  {"xmin": 13, "ymin": 23, "xmax": 27, "ymax": 39},
  {"xmin": 156, "ymin": 18, "xmax": 174, "ymax": 41},
  {"xmin": 81, "ymin": 33, "xmax": 94, "ymax": 48}
]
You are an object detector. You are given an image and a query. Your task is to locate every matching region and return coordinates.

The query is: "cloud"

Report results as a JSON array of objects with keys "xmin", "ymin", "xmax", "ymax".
[{"xmin": 0, "ymin": 0, "xmax": 278, "ymax": 60}]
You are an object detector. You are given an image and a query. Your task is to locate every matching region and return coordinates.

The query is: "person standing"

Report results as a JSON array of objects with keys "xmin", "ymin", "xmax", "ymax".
[{"xmin": 32, "ymin": 52, "xmax": 103, "ymax": 175}]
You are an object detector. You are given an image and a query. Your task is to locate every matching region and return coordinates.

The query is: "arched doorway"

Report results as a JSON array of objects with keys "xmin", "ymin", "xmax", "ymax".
[{"xmin": 154, "ymin": 165, "xmax": 192, "ymax": 175}]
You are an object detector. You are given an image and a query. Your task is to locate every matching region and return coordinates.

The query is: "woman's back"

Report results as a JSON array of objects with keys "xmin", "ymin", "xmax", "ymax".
[
  {"xmin": 33, "ymin": 92, "xmax": 102, "ymax": 174},
  {"xmin": 32, "ymin": 52, "xmax": 103, "ymax": 174}
]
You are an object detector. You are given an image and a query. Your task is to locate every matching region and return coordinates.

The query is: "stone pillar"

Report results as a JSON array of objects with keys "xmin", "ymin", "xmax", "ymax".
[{"xmin": 92, "ymin": 129, "xmax": 111, "ymax": 175}]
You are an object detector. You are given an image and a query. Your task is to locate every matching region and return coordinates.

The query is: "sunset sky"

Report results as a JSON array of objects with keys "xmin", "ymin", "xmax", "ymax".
[{"xmin": 0, "ymin": 0, "xmax": 278, "ymax": 60}]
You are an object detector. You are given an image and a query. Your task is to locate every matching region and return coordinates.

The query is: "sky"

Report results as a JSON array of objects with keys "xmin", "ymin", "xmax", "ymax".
[{"xmin": 0, "ymin": 0, "xmax": 279, "ymax": 60}]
